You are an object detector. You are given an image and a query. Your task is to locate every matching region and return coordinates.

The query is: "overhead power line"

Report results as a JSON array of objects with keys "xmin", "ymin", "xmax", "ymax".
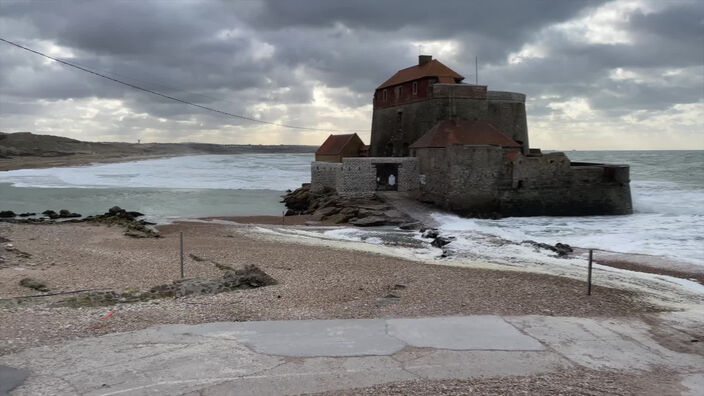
[{"xmin": 0, "ymin": 37, "xmax": 357, "ymax": 132}]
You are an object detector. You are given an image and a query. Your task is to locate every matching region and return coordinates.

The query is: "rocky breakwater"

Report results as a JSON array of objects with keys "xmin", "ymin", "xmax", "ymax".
[{"xmin": 282, "ymin": 184, "xmax": 414, "ymax": 227}]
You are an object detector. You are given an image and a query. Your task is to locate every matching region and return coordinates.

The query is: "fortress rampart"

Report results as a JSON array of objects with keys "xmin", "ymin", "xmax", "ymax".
[{"xmin": 414, "ymin": 146, "xmax": 632, "ymax": 216}]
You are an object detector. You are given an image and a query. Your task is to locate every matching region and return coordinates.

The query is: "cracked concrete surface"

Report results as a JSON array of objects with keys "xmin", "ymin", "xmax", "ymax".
[{"xmin": 1, "ymin": 314, "xmax": 702, "ymax": 395}]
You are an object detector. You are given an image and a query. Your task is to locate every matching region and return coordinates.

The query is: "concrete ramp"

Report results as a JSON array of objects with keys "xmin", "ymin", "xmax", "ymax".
[
  {"xmin": 376, "ymin": 191, "xmax": 447, "ymax": 227},
  {"xmin": 2, "ymin": 314, "xmax": 702, "ymax": 395}
]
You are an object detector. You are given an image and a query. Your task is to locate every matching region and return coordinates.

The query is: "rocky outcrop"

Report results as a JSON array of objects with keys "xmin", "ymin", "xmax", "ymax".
[
  {"xmin": 84, "ymin": 206, "xmax": 156, "ymax": 238},
  {"xmin": 1, "ymin": 206, "xmax": 156, "ymax": 238},
  {"xmin": 419, "ymin": 227, "xmax": 455, "ymax": 253},
  {"xmin": 59, "ymin": 264, "xmax": 276, "ymax": 307},
  {"xmin": 41, "ymin": 209, "xmax": 81, "ymax": 219},
  {"xmin": 522, "ymin": 240, "xmax": 574, "ymax": 257},
  {"xmin": 0, "ymin": 211, "xmax": 16, "ymax": 218},
  {"xmin": 282, "ymin": 184, "xmax": 412, "ymax": 227}
]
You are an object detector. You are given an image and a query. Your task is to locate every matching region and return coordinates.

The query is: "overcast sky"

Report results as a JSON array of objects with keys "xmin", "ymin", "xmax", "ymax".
[{"xmin": 0, "ymin": 0, "xmax": 702, "ymax": 149}]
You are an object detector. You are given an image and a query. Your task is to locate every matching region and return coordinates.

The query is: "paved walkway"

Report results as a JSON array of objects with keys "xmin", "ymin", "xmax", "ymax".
[{"xmin": 1, "ymin": 314, "xmax": 703, "ymax": 395}]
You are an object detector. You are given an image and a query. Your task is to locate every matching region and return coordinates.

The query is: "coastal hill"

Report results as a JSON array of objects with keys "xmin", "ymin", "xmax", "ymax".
[{"xmin": 0, "ymin": 131, "xmax": 316, "ymax": 171}]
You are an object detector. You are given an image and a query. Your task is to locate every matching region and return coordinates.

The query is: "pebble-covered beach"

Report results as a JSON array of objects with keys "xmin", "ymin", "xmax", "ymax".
[{"xmin": 0, "ymin": 220, "xmax": 663, "ymax": 356}]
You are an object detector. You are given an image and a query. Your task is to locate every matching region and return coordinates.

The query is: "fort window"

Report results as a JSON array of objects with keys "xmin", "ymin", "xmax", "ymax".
[
  {"xmin": 412, "ymin": 81, "xmax": 418, "ymax": 96},
  {"xmin": 382, "ymin": 89, "xmax": 388, "ymax": 102}
]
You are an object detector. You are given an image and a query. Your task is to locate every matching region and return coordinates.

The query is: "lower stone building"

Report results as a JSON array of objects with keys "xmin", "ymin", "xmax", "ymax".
[{"xmin": 311, "ymin": 157, "xmax": 418, "ymax": 199}]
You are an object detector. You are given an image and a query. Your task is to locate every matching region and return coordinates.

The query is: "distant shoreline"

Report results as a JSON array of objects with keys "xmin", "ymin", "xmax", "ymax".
[
  {"xmin": 0, "ymin": 150, "xmax": 316, "ymax": 172},
  {"xmin": 0, "ymin": 131, "xmax": 316, "ymax": 171},
  {"xmin": 0, "ymin": 153, "xmax": 186, "ymax": 171}
]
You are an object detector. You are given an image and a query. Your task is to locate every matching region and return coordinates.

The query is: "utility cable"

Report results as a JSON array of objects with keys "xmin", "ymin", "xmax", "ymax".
[{"xmin": 0, "ymin": 37, "xmax": 360, "ymax": 132}]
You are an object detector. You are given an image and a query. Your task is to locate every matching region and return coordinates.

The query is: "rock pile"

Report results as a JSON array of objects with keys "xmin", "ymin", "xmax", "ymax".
[
  {"xmin": 0, "ymin": 208, "xmax": 81, "ymax": 221},
  {"xmin": 83, "ymin": 206, "xmax": 158, "ymax": 238},
  {"xmin": 59, "ymin": 264, "xmax": 277, "ymax": 307},
  {"xmin": 522, "ymin": 240, "xmax": 574, "ymax": 257},
  {"xmin": 42, "ymin": 209, "xmax": 81, "ymax": 219},
  {"xmin": 282, "ymin": 184, "xmax": 412, "ymax": 227},
  {"xmin": 420, "ymin": 227, "xmax": 456, "ymax": 257},
  {"xmin": 0, "ymin": 206, "xmax": 158, "ymax": 238}
]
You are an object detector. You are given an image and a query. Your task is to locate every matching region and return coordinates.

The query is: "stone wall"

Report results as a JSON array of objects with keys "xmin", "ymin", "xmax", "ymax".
[
  {"xmin": 414, "ymin": 148, "xmax": 450, "ymax": 205},
  {"xmin": 415, "ymin": 146, "xmax": 632, "ymax": 216},
  {"xmin": 487, "ymin": 91, "xmax": 529, "ymax": 154},
  {"xmin": 446, "ymin": 145, "xmax": 506, "ymax": 214},
  {"xmin": 500, "ymin": 155, "xmax": 632, "ymax": 216},
  {"xmin": 337, "ymin": 158, "xmax": 376, "ymax": 198},
  {"xmin": 310, "ymin": 162, "xmax": 341, "ymax": 192},
  {"xmin": 311, "ymin": 158, "xmax": 419, "ymax": 199}
]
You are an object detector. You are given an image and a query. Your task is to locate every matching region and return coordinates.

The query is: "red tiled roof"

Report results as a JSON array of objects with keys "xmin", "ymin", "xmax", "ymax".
[
  {"xmin": 316, "ymin": 133, "xmax": 363, "ymax": 155},
  {"xmin": 377, "ymin": 59, "xmax": 464, "ymax": 89},
  {"xmin": 410, "ymin": 120, "xmax": 521, "ymax": 149}
]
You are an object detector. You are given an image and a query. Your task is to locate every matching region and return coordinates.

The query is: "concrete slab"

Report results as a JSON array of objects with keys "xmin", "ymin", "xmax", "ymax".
[
  {"xmin": 387, "ymin": 315, "xmax": 544, "ymax": 351},
  {"xmin": 2, "ymin": 314, "xmax": 702, "ymax": 395},
  {"xmin": 402, "ymin": 350, "xmax": 570, "ymax": 380},
  {"xmin": 0, "ymin": 365, "xmax": 29, "ymax": 396},
  {"xmin": 1, "ymin": 332, "xmax": 283, "ymax": 396},
  {"xmin": 681, "ymin": 373, "xmax": 704, "ymax": 396},
  {"xmin": 197, "ymin": 356, "xmax": 417, "ymax": 396},
  {"xmin": 506, "ymin": 315, "xmax": 704, "ymax": 371},
  {"xmin": 157, "ymin": 319, "xmax": 406, "ymax": 357}
]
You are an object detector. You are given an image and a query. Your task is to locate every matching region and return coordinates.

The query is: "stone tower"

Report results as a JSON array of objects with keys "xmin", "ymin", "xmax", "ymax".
[{"xmin": 370, "ymin": 56, "xmax": 529, "ymax": 156}]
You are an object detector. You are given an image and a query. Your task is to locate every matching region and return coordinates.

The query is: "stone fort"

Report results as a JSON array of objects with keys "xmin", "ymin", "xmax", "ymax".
[{"xmin": 311, "ymin": 55, "xmax": 632, "ymax": 217}]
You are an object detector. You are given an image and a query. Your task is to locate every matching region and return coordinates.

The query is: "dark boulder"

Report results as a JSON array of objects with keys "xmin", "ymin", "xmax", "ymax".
[
  {"xmin": 555, "ymin": 243, "xmax": 573, "ymax": 257},
  {"xmin": 0, "ymin": 211, "xmax": 16, "ymax": 218},
  {"xmin": 431, "ymin": 236, "xmax": 454, "ymax": 248},
  {"xmin": 522, "ymin": 240, "xmax": 573, "ymax": 257},
  {"xmin": 42, "ymin": 210, "xmax": 60, "ymax": 219},
  {"xmin": 421, "ymin": 228, "xmax": 439, "ymax": 239},
  {"xmin": 58, "ymin": 209, "xmax": 81, "ymax": 218}
]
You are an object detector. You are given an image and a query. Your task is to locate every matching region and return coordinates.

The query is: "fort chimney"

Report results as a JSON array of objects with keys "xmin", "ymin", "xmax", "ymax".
[{"xmin": 419, "ymin": 55, "xmax": 432, "ymax": 65}]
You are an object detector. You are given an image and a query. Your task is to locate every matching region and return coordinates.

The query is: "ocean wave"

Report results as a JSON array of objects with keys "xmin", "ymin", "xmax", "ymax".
[{"xmin": 0, "ymin": 154, "xmax": 313, "ymax": 190}]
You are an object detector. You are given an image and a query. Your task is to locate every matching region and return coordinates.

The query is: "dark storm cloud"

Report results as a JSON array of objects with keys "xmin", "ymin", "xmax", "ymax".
[
  {"xmin": 0, "ymin": 0, "xmax": 701, "ymax": 146},
  {"xmin": 252, "ymin": 0, "xmax": 604, "ymax": 38}
]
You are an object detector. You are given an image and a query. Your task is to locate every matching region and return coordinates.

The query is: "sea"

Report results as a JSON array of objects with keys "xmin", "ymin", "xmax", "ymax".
[{"xmin": 0, "ymin": 151, "xmax": 702, "ymax": 267}]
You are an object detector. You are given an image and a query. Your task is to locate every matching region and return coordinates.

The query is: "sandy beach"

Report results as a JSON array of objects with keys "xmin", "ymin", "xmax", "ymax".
[
  {"xmin": 0, "ymin": 215, "xmax": 702, "ymax": 394},
  {"xmin": 0, "ymin": 219, "xmax": 669, "ymax": 353}
]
